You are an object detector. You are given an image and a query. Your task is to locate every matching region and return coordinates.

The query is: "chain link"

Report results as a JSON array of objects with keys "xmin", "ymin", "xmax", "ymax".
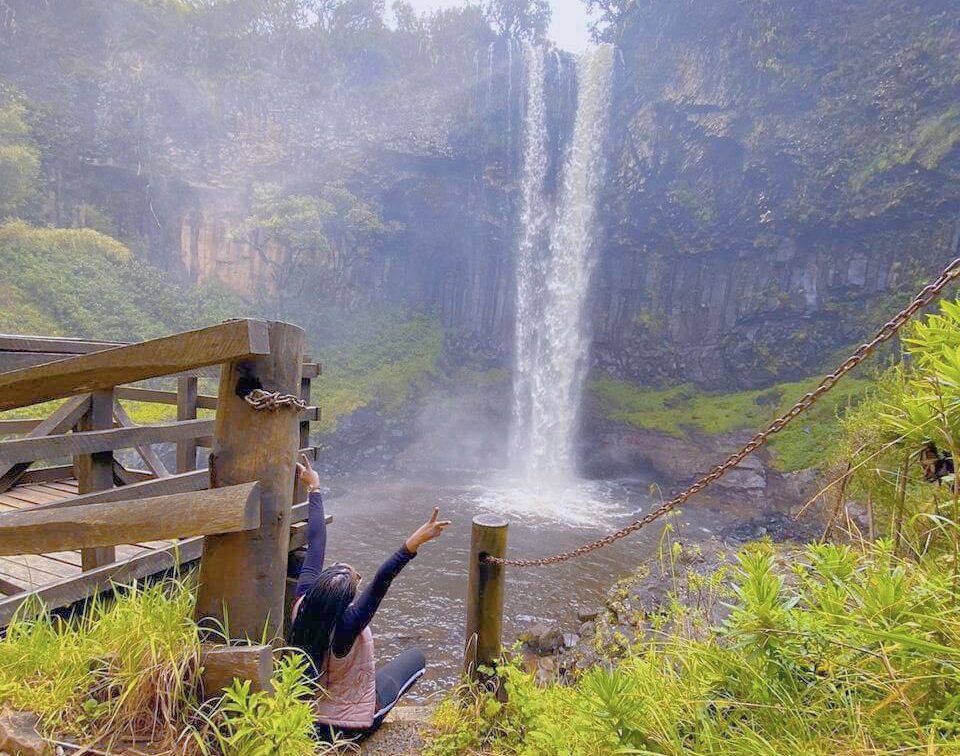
[
  {"xmin": 485, "ymin": 256, "xmax": 960, "ymax": 568},
  {"xmin": 243, "ymin": 388, "xmax": 308, "ymax": 412}
]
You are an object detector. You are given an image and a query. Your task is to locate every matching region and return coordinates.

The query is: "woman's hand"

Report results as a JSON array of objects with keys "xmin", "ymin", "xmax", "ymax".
[
  {"xmin": 404, "ymin": 507, "xmax": 451, "ymax": 554},
  {"xmin": 296, "ymin": 453, "xmax": 321, "ymax": 491}
]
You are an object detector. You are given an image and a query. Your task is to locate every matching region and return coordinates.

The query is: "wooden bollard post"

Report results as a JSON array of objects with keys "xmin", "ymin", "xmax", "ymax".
[
  {"xmin": 464, "ymin": 515, "xmax": 508, "ymax": 679},
  {"xmin": 195, "ymin": 321, "xmax": 304, "ymax": 643}
]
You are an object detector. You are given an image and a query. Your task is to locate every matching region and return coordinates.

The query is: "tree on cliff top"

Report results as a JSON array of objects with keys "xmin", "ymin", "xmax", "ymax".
[{"xmin": 485, "ymin": 0, "xmax": 550, "ymax": 41}]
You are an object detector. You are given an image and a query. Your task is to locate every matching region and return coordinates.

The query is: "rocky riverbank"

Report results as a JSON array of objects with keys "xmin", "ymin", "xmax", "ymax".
[{"xmin": 515, "ymin": 512, "xmax": 820, "ymax": 684}]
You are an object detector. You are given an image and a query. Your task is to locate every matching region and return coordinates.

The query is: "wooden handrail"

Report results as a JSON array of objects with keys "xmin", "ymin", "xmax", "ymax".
[
  {"xmin": 0, "ymin": 335, "xmax": 127, "ymax": 354},
  {"xmin": 31, "ymin": 469, "xmax": 208, "ymax": 511},
  {"xmin": 0, "ymin": 419, "xmax": 214, "ymax": 465},
  {"xmin": 0, "ymin": 395, "xmax": 92, "ymax": 493},
  {"xmin": 0, "ymin": 482, "xmax": 260, "ymax": 556},
  {"xmin": 115, "ymin": 386, "xmax": 219, "ymax": 410},
  {"xmin": 0, "ymin": 320, "xmax": 271, "ymax": 411}
]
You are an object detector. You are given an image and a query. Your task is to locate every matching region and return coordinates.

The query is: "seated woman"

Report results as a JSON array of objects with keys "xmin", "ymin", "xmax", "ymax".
[{"xmin": 289, "ymin": 454, "xmax": 450, "ymax": 743}]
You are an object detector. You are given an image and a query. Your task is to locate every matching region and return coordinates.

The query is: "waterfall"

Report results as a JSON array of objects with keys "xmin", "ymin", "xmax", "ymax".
[
  {"xmin": 510, "ymin": 41, "xmax": 550, "ymax": 478},
  {"xmin": 510, "ymin": 44, "xmax": 616, "ymax": 484}
]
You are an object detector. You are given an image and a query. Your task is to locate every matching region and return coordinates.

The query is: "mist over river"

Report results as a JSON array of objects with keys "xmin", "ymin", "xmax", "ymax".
[{"xmin": 317, "ymin": 470, "xmax": 807, "ymax": 697}]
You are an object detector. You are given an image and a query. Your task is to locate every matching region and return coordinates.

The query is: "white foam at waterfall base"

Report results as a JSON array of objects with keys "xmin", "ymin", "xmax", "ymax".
[
  {"xmin": 469, "ymin": 474, "xmax": 628, "ymax": 529},
  {"xmin": 506, "ymin": 44, "xmax": 616, "ymax": 520}
]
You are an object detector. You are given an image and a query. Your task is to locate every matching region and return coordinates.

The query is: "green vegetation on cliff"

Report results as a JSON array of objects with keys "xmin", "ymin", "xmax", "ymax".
[
  {"xmin": 315, "ymin": 312, "xmax": 443, "ymax": 433},
  {"xmin": 0, "ymin": 220, "xmax": 246, "ymax": 342},
  {"xmin": 590, "ymin": 373, "xmax": 873, "ymax": 472}
]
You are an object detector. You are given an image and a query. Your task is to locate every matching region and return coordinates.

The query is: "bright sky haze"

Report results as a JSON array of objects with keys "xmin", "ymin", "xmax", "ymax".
[{"xmin": 401, "ymin": 0, "xmax": 594, "ymax": 52}]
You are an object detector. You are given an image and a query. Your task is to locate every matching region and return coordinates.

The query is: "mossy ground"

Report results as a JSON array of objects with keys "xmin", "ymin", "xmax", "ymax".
[
  {"xmin": 313, "ymin": 313, "xmax": 443, "ymax": 434},
  {"xmin": 590, "ymin": 373, "xmax": 874, "ymax": 472}
]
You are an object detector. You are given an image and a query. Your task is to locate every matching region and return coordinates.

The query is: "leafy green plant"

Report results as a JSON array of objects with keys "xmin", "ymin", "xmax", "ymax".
[
  {"xmin": 0, "ymin": 220, "xmax": 248, "ymax": 343},
  {"xmin": 208, "ymin": 653, "xmax": 323, "ymax": 756}
]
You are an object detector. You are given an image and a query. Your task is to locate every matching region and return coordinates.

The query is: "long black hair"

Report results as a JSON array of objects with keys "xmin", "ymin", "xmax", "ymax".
[{"xmin": 288, "ymin": 565, "xmax": 357, "ymax": 676}]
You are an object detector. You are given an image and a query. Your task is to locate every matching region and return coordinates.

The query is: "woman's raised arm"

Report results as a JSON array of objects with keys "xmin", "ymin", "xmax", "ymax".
[{"xmin": 294, "ymin": 454, "xmax": 326, "ymax": 599}]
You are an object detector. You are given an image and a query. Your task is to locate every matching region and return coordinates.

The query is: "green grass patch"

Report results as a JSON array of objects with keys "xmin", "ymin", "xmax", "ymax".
[
  {"xmin": 0, "ymin": 579, "xmax": 336, "ymax": 754},
  {"xmin": 430, "ymin": 540, "xmax": 960, "ymax": 755},
  {"xmin": 314, "ymin": 312, "xmax": 442, "ymax": 433},
  {"xmin": 590, "ymin": 374, "xmax": 873, "ymax": 471},
  {"xmin": 0, "ymin": 220, "xmax": 249, "ymax": 343}
]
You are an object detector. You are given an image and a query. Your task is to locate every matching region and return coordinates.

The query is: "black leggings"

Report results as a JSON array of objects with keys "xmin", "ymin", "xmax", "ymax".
[{"xmin": 314, "ymin": 648, "xmax": 426, "ymax": 744}]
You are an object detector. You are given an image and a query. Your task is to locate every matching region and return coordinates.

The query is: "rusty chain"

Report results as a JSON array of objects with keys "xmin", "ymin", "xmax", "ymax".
[
  {"xmin": 484, "ymin": 256, "xmax": 960, "ymax": 567},
  {"xmin": 244, "ymin": 388, "xmax": 308, "ymax": 412}
]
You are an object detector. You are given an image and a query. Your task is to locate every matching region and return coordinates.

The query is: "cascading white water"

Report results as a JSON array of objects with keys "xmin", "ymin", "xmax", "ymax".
[
  {"xmin": 510, "ymin": 44, "xmax": 616, "ymax": 485},
  {"xmin": 510, "ymin": 41, "xmax": 550, "ymax": 478}
]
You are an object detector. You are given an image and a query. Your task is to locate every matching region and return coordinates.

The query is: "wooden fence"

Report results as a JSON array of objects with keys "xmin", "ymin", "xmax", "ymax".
[{"xmin": 0, "ymin": 321, "xmax": 322, "ymax": 644}]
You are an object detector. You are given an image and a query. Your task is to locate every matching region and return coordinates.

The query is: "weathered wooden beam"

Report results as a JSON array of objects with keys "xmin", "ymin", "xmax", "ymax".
[
  {"xmin": 0, "ymin": 575, "xmax": 26, "ymax": 595},
  {"xmin": 0, "ymin": 394, "xmax": 91, "ymax": 493},
  {"xmin": 18, "ymin": 465, "xmax": 74, "ymax": 484},
  {"xmin": 33, "ymin": 469, "xmax": 208, "ymax": 511},
  {"xmin": 0, "ymin": 334, "xmax": 126, "ymax": 354},
  {"xmin": 0, "ymin": 481, "xmax": 260, "ymax": 556},
  {"xmin": 199, "ymin": 644, "xmax": 273, "ymax": 698},
  {"xmin": 0, "ymin": 319, "xmax": 271, "ymax": 412},
  {"xmin": 0, "ymin": 353, "xmax": 75, "ymax": 372},
  {"xmin": 0, "ymin": 512, "xmax": 329, "ymax": 627},
  {"xmin": 112, "ymin": 390, "xmax": 317, "ymax": 422},
  {"xmin": 295, "ymin": 366, "xmax": 313, "ymax": 504},
  {"xmin": 0, "ymin": 419, "xmax": 214, "ymax": 465},
  {"xmin": 0, "ymin": 418, "xmax": 43, "ymax": 435},
  {"xmin": 301, "ymin": 362, "xmax": 321, "ymax": 379},
  {"xmin": 196, "ymin": 321, "xmax": 305, "ymax": 642},
  {"xmin": 112, "ymin": 464, "xmax": 155, "ymax": 485},
  {"xmin": 76, "ymin": 390, "xmax": 116, "ymax": 570},
  {"xmin": 176, "ymin": 375, "xmax": 199, "ymax": 474},
  {"xmin": 113, "ymin": 401, "xmax": 170, "ymax": 478},
  {"xmin": 114, "ymin": 386, "xmax": 218, "ymax": 411}
]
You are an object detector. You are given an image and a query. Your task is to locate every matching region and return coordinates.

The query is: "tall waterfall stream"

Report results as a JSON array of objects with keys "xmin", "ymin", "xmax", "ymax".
[{"xmin": 511, "ymin": 44, "xmax": 615, "ymax": 483}]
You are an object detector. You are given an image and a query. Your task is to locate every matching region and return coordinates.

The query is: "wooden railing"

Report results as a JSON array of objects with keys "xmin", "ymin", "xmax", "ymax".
[{"xmin": 0, "ymin": 321, "xmax": 322, "ymax": 640}]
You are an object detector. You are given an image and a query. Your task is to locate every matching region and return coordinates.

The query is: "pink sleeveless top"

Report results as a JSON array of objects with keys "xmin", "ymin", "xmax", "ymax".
[{"xmin": 292, "ymin": 596, "xmax": 377, "ymax": 729}]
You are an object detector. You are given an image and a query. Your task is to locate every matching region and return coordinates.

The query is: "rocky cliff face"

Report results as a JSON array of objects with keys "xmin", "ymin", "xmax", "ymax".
[
  {"xmin": 171, "ymin": 0, "xmax": 960, "ymax": 393},
  {"xmin": 589, "ymin": 0, "xmax": 960, "ymax": 389},
  {"xmin": 3, "ymin": 0, "xmax": 959, "ymax": 397}
]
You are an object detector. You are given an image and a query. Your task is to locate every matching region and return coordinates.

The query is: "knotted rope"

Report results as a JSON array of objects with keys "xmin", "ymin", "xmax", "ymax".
[{"xmin": 484, "ymin": 256, "xmax": 960, "ymax": 567}]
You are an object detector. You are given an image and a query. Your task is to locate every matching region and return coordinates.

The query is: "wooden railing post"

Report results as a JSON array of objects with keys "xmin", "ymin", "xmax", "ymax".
[
  {"xmin": 75, "ymin": 389, "xmax": 115, "ymax": 570},
  {"xmin": 194, "ymin": 321, "xmax": 304, "ymax": 642},
  {"xmin": 294, "ymin": 358, "xmax": 313, "ymax": 504},
  {"xmin": 176, "ymin": 375, "xmax": 199, "ymax": 473},
  {"xmin": 464, "ymin": 515, "xmax": 508, "ymax": 680}
]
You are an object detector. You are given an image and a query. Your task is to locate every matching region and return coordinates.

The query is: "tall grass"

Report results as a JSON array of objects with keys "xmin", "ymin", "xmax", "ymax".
[
  {"xmin": 430, "ymin": 540, "xmax": 960, "ymax": 755},
  {"xmin": 0, "ymin": 578, "xmax": 335, "ymax": 754}
]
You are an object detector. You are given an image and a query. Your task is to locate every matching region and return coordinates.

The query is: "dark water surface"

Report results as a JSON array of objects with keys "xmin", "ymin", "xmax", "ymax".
[{"xmin": 318, "ymin": 472, "xmax": 766, "ymax": 699}]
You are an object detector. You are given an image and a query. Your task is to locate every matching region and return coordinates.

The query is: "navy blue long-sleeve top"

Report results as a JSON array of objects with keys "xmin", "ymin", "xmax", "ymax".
[{"xmin": 294, "ymin": 491, "xmax": 416, "ymax": 658}]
